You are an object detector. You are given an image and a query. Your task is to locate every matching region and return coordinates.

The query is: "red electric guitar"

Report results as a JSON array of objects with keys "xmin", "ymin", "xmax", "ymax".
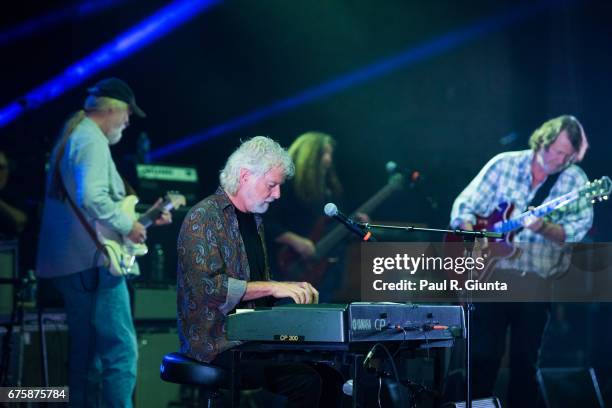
[{"xmin": 444, "ymin": 176, "xmax": 610, "ymax": 280}]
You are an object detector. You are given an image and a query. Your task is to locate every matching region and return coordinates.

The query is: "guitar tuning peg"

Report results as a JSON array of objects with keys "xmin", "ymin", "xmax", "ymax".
[
  {"xmin": 591, "ymin": 199, "xmax": 596, "ymax": 204},
  {"xmin": 604, "ymin": 195, "xmax": 609, "ymax": 201}
]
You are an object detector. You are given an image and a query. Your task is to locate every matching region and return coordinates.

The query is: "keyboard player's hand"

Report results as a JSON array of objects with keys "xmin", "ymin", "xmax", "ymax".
[{"xmin": 271, "ymin": 281, "xmax": 319, "ymax": 304}]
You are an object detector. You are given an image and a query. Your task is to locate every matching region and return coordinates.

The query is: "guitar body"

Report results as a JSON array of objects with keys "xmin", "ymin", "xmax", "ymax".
[
  {"xmin": 276, "ymin": 216, "xmax": 333, "ymax": 283},
  {"xmin": 95, "ymin": 192, "xmax": 186, "ymax": 277},
  {"xmin": 444, "ymin": 201, "xmax": 518, "ymax": 281},
  {"xmin": 96, "ymin": 195, "xmax": 147, "ymax": 276}
]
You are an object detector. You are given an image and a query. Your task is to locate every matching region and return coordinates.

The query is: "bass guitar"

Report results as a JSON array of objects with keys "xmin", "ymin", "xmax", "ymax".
[{"xmin": 277, "ymin": 173, "xmax": 405, "ymax": 283}]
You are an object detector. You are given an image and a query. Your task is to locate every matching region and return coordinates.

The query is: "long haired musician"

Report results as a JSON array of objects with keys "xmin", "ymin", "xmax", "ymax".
[{"xmin": 266, "ymin": 131, "xmax": 367, "ymax": 301}]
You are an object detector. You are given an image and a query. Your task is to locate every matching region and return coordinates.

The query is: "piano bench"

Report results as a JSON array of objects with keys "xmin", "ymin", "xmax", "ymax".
[{"xmin": 160, "ymin": 352, "xmax": 228, "ymax": 407}]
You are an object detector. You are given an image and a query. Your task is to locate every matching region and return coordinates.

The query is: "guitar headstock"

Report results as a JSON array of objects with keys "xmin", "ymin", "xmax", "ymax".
[
  {"xmin": 162, "ymin": 191, "xmax": 187, "ymax": 210},
  {"xmin": 581, "ymin": 176, "xmax": 611, "ymax": 204},
  {"xmin": 388, "ymin": 172, "xmax": 405, "ymax": 190},
  {"xmin": 386, "ymin": 166, "xmax": 421, "ymax": 191}
]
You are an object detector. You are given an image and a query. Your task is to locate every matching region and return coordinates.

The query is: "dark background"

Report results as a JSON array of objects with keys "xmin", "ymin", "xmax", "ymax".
[
  {"xmin": 1, "ymin": 0, "xmax": 611, "ymax": 404},
  {"xmin": 1, "ymin": 0, "xmax": 610, "ymax": 238}
]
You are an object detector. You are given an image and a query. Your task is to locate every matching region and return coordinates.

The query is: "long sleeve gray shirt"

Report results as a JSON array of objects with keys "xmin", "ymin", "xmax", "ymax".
[{"xmin": 37, "ymin": 117, "xmax": 134, "ymax": 277}]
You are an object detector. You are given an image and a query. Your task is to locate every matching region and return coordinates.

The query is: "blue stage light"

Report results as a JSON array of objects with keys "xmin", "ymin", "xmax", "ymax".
[
  {"xmin": 151, "ymin": 0, "xmax": 559, "ymax": 160},
  {"xmin": 0, "ymin": 0, "xmax": 220, "ymax": 128},
  {"xmin": 0, "ymin": 0, "xmax": 127, "ymax": 47}
]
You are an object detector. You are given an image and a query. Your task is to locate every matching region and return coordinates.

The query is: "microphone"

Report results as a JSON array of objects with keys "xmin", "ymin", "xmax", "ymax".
[
  {"xmin": 342, "ymin": 379, "xmax": 353, "ymax": 396},
  {"xmin": 323, "ymin": 203, "xmax": 375, "ymax": 241}
]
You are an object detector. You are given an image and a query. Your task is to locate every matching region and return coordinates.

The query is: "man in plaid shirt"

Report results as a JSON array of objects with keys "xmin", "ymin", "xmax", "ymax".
[{"xmin": 450, "ymin": 115, "xmax": 592, "ymax": 407}]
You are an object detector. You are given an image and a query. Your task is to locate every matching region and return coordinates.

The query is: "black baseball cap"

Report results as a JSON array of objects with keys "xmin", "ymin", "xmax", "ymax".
[{"xmin": 87, "ymin": 77, "xmax": 146, "ymax": 118}]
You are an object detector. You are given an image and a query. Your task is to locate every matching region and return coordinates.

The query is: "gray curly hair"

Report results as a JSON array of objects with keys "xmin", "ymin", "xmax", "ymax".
[{"xmin": 220, "ymin": 136, "xmax": 295, "ymax": 195}]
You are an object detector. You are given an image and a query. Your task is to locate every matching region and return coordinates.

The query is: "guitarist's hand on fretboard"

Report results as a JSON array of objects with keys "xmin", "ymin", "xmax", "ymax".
[
  {"xmin": 354, "ymin": 212, "xmax": 370, "ymax": 224},
  {"xmin": 127, "ymin": 221, "xmax": 147, "ymax": 244},
  {"xmin": 151, "ymin": 197, "xmax": 173, "ymax": 226},
  {"xmin": 456, "ymin": 221, "xmax": 489, "ymax": 254},
  {"xmin": 522, "ymin": 206, "xmax": 544, "ymax": 232},
  {"xmin": 277, "ymin": 232, "xmax": 316, "ymax": 259}
]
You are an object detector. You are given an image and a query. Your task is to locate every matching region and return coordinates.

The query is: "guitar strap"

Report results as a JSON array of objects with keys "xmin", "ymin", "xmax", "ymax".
[
  {"xmin": 50, "ymin": 128, "xmax": 109, "ymax": 258},
  {"xmin": 527, "ymin": 171, "xmax": 562, "ymax": 208},
  {"xmin": 55, "ymin": 163, "xmax": 110, "ymax": 258}
]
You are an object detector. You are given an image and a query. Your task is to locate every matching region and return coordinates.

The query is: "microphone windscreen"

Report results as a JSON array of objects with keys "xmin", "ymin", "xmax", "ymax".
[{"xmin": 323, "ymin": 202, "xmax": 338, "ymax": 217}]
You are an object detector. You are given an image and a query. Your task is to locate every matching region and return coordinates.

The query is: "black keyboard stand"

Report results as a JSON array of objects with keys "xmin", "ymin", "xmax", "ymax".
[{"xmin": 228, "ymin": 341, "xmax": 450, "ymax": 408}]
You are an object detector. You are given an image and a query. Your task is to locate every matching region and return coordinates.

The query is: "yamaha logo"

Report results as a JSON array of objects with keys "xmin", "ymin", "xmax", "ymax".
[
  {"xmin": 351, "ymin": 318, "xmax": 387, "ymax": 331},
  {"xmin": 351, "ymin": 318, "xmax": 372, "ymax": 331}
]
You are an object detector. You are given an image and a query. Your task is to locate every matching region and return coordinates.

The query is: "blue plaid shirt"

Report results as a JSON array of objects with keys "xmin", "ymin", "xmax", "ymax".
[{"xmin": 450, "ymin": 150, "xmax": 593, "ymax": 276}]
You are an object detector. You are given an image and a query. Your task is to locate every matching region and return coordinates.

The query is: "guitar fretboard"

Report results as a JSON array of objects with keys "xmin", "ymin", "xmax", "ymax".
[
  {"xmin": 314, "ymin": 180, "xmax": 401, "ymax": 258},
  {"xmin": 137, "ymin": 201, "xmax": 174, "ymax": 228},
  {"xmin": 493, "ymin": 189, "xmax": 581, "ymax": 233}
]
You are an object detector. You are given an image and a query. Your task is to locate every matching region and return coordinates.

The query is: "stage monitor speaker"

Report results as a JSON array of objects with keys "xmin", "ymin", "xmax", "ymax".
[
  {"xmin": 441, "ymin": 397, "xmax": 501, "ymax": 408},
  {"xmin": 132, "ymin": 285, "xmax": 177, "ymax": 321},
  {"xmin": 537, "ymin": 367, "xmax": 604, "ymax": 408},
  {"xmin": 135, "ymin": 328, "xmax": 188, "ymax": 408},
  {"xmin": 0, "ymin": 314, "xmax": 69, "ymax": 387}
]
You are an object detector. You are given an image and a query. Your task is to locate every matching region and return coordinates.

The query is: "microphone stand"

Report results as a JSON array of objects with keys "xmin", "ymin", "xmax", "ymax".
[
  {"xmin": 358, "ymin": 223, "xmax": 499, "ymax": 241},
  {"xmin": 358, "ymin": 222, "xmax": 502, "ymax": 408}
]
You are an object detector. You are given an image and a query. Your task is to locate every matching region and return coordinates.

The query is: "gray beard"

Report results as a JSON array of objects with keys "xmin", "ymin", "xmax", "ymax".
[
  {"xmin": 107, "ymin": 128, "xmax": 123, "ymax": 145},
  {"xmin": 250, "ymin": 201, "xmax": 270, "ymax": 214}
]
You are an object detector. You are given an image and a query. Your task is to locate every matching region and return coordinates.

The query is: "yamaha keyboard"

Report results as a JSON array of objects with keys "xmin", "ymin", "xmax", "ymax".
[
  {"xmin": 226, "ymin": 303, "xmax": 463, "ymax": 408},
  {"xmin": 227, "ymin": 302, "xmax": 465, "ymax": 346}
]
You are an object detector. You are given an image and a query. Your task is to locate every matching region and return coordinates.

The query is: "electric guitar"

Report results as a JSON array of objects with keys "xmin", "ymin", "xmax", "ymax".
[
  {"xmin": 96, "ymin": 191, "xmax": 186, "ymax": 276},
  {"xmin": 444, "ymin": 176, "xmax": 611, "ymax": 280},
  {"xmin": 277, "ymin": 172, "xmax": 405, "ymax": 283}
]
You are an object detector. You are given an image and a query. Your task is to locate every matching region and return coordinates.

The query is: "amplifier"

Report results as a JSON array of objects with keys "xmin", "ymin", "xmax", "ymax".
[
  {"xmin": 132, "ymin": 284, "xmax": 177, "ymax": 321},
  {"xmin": 133, "ymin": 207, "xmax": 187, "ymax": 284},
  {"xmin": 136, "ymin": 163, "xmax": 200, "ymax": 205},
  {"xmin": 537, "ymin": 367, "xmax": 604, "ymax": 408},
  {"xmin": 135, "ymin": 327, "xmax": 184, "ymax": 408},
  {"xmin": 0, "ymin": 312, "xmax": 69, "ymax": 387},
  {"xmin": 0, "ymin": 240, "xmax": 18, "ymax": 315}
]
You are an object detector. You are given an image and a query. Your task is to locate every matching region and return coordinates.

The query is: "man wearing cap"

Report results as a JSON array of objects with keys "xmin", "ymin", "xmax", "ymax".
[{"xmin": 37, "ymin": 78, "xmax": 169, "ymax": 407}]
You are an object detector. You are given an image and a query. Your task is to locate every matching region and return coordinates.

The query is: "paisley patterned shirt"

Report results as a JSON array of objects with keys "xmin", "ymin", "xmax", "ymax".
[{"xmin": 177, "ymin": 187, "xmax": 269, "ymax": 362}]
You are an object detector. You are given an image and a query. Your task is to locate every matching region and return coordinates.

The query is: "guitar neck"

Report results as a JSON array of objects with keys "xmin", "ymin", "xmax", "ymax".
[
  {"xmin": 314, "ymin": 182, "xmax": 399, "ymax": 257},
  {"xmin": 496, "ymin": 189, "xmax": 580, "ymax": 233},
  {"xmin": 138, "ymin": 204, "xmax": 171, "ymax": 228},
  {"xmin": 137, "ymin": 210, "xmax": 158, "ymax": 229}
]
